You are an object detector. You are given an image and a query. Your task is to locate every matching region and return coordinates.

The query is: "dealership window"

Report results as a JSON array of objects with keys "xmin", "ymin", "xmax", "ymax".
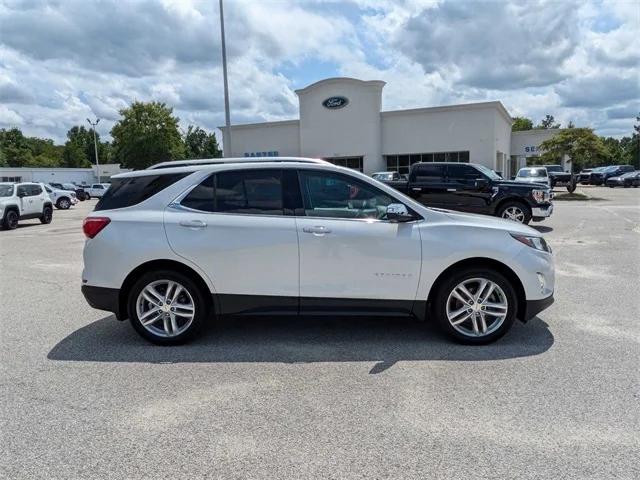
[
  {"xmin": 385, "ymin": 151, "xmax": 469, "ymax": 173},
  {"xmin": 323, "ymin": 156, "xmax": 364, "ymax": 172},
  {"xmin": 1, "ymin": 176, "xmax": 21, "ymax": 182}
]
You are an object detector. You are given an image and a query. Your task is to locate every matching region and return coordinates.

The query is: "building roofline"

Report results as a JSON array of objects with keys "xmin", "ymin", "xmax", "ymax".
[
  {"xmin": 295, "ymin": 77, "xmax": 386, "ymax": 95},
  {"xmin": 382, "ymin": 101, "xmax": 513, "ymax": 124},
  {"xmin": 218, "ymin": 119, "xmax": 299, "ymax": 131},
  {"xmin": 511, "ymin": 128, "xmax": 563, "ymax": 135}
]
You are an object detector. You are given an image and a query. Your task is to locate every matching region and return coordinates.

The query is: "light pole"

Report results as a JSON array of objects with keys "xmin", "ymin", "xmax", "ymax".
[
  {"xmin": 219, "ymin": 0, "xmax": 231, "ymax": 157},
  {"xmin": 86, "ymin": 118, "xmax": 101, "ymax": 182}
]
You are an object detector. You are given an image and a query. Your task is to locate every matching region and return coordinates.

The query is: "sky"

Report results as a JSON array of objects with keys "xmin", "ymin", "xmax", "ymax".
[{"xmin": 0, "ymin": 0, "xmax": 638, "ymax": 144}]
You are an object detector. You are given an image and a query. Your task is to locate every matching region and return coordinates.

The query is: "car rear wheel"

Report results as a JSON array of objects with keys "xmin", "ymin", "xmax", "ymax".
[
  {"xmin": 40, "ymin": 206, "xmax": 53, "ymax": 224},
  {"xmin": 127, "ymin": 270, "xmax": 207, "ymax": 345},
  {"xmin": 497, "ymin": 202, "xmax": 532, "ymax": 224},
  {"xmin": 56, "ymin": 198, "xmax": 71, "ymax": 209},
  {"xmin": 433, "ymin": 268, "xmax": 518, "ymax": 344},
  {"xmin": 2, "ymin": 210, "xmax": 19, "ymax": 230}
]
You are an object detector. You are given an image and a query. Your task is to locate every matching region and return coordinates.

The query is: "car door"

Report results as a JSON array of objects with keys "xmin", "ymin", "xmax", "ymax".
[
  {"xmin": 28, "ymin": 184, "xmax": 45, "ymax": 213},
  {"xmin": 407, "ymin": 163, "xmax": 448, "ymax": 208},
  {"xmin": 296, "ymin": 169, "xmax": 422, "ymax": 313},
  {"xmin": 164, "ymin": 168, "xmax": 300, "ymax": 315},
  {"xmin": 445, "ymin": 164, "xmax": 493, "ymax": 213}
]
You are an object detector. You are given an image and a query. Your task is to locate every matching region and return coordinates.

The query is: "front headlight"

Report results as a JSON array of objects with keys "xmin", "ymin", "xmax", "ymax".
[
  {"xmin": 511, "ymin": 233, "xmax": 552, "ymax": 253},
  {"xmin": 531, "ymin": 189, "xmax": 550, "ymax": 203}
]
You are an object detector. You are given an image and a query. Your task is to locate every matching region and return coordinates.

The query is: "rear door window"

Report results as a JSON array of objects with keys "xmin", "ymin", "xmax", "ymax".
[
  {"xmin": 28, "ymin": 185, "xmax": 43, "ymax": 195},
  {"xmin": 95, "ymin": 173, "xmax": 188, "ymax": 211},
  {"xmin": 180, "ymin": 169, "xmax": 285, "ymax": 215},
  {"xmin": 412, "ymin": 164, "xmax": 445, "ymax": 183}
]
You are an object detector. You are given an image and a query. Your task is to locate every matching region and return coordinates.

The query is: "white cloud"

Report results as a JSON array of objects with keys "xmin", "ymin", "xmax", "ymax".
[{"xmin": 0, "ymin": 0, "xmax": 637, "ymax": 143}]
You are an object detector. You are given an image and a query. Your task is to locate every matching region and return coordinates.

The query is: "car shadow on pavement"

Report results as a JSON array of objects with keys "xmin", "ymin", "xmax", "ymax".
[
  {"xmin": 531, "ymin": 225, "xmax": 553, "ymax": 233},
  {"xmin": 48, "ymin": 315, "xmax": 555, "ymax": 374}
]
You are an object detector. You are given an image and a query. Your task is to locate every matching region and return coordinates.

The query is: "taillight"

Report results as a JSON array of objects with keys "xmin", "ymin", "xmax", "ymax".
[{"xmin": 83, "ymin": 216, "xmax": 110, "ymax": 239}]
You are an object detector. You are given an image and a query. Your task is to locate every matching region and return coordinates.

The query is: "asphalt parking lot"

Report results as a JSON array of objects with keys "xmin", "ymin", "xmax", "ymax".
[{"xmin": 1, "ymin": 187, "xmax": 639, "ymax": 479}]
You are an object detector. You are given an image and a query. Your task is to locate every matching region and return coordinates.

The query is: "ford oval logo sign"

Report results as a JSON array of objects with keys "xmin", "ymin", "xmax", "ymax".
[{"xmin": 322, "ymin": 96, "xmax": 349, "ymax": 109}]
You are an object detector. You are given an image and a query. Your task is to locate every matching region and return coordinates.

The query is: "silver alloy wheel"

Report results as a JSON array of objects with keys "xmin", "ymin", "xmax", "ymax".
[
  {"xmin": 136, "ymin": 280, "xmax": 195, "ymax": 338},
  {"xmin": 446, "ymin": 277, "xmax": 508, "ymax": 337},
  {"xmin": 59, "ymin": 198, "xmax": 70, "ymax": 209},
  {"xmin": 501, "ymin": 206, "xmax": 525, "ymax": 223}
]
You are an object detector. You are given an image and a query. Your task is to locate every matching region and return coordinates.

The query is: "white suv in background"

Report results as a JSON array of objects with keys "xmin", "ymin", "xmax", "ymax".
[
  {"xmin": 0, "ymin": 182, "xmax": 53, "ymax": 229},
  {"xmin": 81, "ymin": 158, "xmax": 555, "ymax": 345},
  {"xmin": 86, "ymin": 183, "xmax": 110, "ymax": 199}
]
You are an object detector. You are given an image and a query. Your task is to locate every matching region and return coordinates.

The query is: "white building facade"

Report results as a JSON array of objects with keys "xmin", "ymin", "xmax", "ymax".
[
  {"xmin": 220, "ymin": 77, "xmax": 555, "ymax": 178},
  {"xmin": 0, "ymin": 164, "xmax": 129, "ymax": 185}
]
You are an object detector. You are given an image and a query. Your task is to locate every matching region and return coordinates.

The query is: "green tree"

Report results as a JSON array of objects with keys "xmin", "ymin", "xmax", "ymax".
[
  {"xmin": 539, "ymin": 128, "xmax": 608, "ymax": 171},
  {"xmin": 183, "ymin": 125, "xmax": 222, "ymax": 159},
  {"xmin": 0, "ymin": 128, "xmax": 33, "ymax": 167},
  {"xmin": 535, "ymin": 114, "xmax": 561, "ymax": 129},
  {"xmin": 111, "ymin": 101, "xmax": 185, "ymax": 169},
  {"xmin": 512, "ymin": 117, "xmax": 533, "ymax": 131}
]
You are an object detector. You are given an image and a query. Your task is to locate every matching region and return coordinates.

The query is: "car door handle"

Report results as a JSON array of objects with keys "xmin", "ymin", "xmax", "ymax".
[
  {"xmin": 303, "ymin": 226, "xmax": 332, "ymax": 235},
  {"xmin": 446, "ymin": 188, "xmax": 457, "ymax": 192},
  {"xmin": 179, "ymin": 219, "xmax": 207, "ymax": 229}
]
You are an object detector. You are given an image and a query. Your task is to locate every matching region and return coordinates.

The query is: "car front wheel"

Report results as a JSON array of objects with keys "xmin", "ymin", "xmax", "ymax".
[
  {"xmin": 497, "ymin": 202, "xmax": 532, "ymax": 224},
  {"xmin": 2, "ymin": 210, "xmax": 19, "ymax": 230},
  {"xmin": 127, "ymin": 270, "xmax": 207, "ymax": 345},
  {"xmin": 56, "ymin": 198, "xmax": 71, "ymax": 209},
  {"xmin": 433, "ymin": 268, "xmax": 518, "ymax": 344}
]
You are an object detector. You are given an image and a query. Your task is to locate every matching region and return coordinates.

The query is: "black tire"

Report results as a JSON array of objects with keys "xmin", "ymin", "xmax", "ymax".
[
  {"xmin": 40, "ymin": 206, "xmax": 53, "ymax": 224},
  {"xmin": 433, "ymin": 268, "xmax": 518, "ymax": 345},
  {"xmin": 497, "ymin": 201, "xmax": 532, "ymax": 225},
  {"xmin": 56, "ymin": 197, "xmax": 71, "ymax": 210},
  {"xmin": 2, "ymin": 210, "xmax": 19, "ymax": 230},
  {"xmin": 567, "ymin": 181, "xmax": 577, "ymax": 193},
  {"xmin": 127, "ymin": 270, "xmax": 208, "ymax": 345}
]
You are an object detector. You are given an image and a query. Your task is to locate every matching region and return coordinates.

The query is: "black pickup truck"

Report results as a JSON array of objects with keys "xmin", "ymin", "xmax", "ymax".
[
  {"xmin": 382, "ymin": 162, "xmax": 553, "ymax": 224},
  {"xmin": 544, "ymin": 165, "xmax": 577, "ymax": 192}
]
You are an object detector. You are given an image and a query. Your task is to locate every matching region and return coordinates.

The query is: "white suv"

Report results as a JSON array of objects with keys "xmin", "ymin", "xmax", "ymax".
[
  {"xmin": 81, "ymin": 158, "xmax": 555, "ymax": 345},
  {"xmin": 86, "ymin": 183, "xmax": 110, "ymax": 199},
  {"xmin": 0, "ymin": 182, "xmax": 53, "ymax": 229}
]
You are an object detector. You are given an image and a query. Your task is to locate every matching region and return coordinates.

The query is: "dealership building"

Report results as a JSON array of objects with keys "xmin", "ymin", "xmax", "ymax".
[{"xmin": 220, "ymin": 77, "xmax": 563, "ymax": 178}]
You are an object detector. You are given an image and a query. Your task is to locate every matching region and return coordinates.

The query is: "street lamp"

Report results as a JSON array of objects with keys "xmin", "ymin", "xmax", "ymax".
[
  {"xmin": 86, "ymin": 118, "xmax": 100, "ymax": 182},
  {"xmin": 218, "ymin": 0, "xmax": 231, "ymax": 156}
]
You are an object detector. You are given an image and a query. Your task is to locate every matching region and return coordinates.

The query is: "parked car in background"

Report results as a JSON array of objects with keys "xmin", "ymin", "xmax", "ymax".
[
  {"xmin": 543, "ymin": 165, "xmax": 572, "ymax": 187},
  {"xmin": 579, "ymin": 168, "xmax": 594, "ymax": 184},
  {"xmin": 387, "ymin": 162, "xmax": 553, "ymax": 224},
  {"xmin": 81, "ymin": 157, "xmax": 554, "ymax": 345},
  {"xmin": 515, "ymin": 167, "xmax": 550, "ymax": 187},
  {"xmin": 372, "ymin": 171, "xmax": 401, "ymax": 181},
  {"xmin": 86, "ymin": 183, "xmax": 110, "ymax": 199},
  {"xmin": 44, "ymin": 184, "xmax": 78, "ymax": 210},
  {"xmin": 0, "ymin": 182, "xmax": 53, "ymax": 229},
  {"xmin": 590, "ymin": 165, "xmax": 634, "ymax": 185},
  {"xmin": 606, "ymin": 171, "xmax": 640, "ymax": 188},
  {"xmin": 50, "ymin": 182, "xmax": 88, "ymax": 201}
]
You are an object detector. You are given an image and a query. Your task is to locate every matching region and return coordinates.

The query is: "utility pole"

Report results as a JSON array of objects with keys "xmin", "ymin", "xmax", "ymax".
[
  {"xmin": 86, "ymin": 118, "xmax": 101, "ymax": 182},
  {"xmin": 219, "ymin": 0, "xmax": 232, "ymax": 157}
]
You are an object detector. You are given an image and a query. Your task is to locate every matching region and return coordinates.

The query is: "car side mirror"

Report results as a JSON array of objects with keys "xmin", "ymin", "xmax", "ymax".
[
  {"xmin": 475, "ymin": 178, "xmax": 488, "ymax": 188},
  {"xmin": 386, "ymin": 203, "xmax": 413, "ymax": 222}
]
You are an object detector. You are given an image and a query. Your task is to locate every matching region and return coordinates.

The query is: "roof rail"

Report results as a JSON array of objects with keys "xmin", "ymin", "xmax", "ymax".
[{"xmin": 147, "ymin": 157, "xmax": 330, "ymax": 170}]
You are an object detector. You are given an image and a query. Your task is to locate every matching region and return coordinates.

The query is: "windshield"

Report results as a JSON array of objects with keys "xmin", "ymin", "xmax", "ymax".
[
  {"xmin": 545, "ymin": 165, "xmax": 563, "ymax": 172},
  {"xmin": 518, "ymin": 168, "xmax": 547, "ymax": 178},
  {"xmin": 374, "ymin": 173, "xmax": 394, "ymax": 180},
  {"xmin": 603, "ymin": 166, "xmax": 618, "ymax": 172},
  {"xmin": 475, "ymin": 164, "xmax": 502, "ymax": 180},
  {"xmin": 62, "ymin": 183, "xmax": 76, "ymax": 190},
  {"xmin": 0, "ymin": 184, "xmax": 14, "ymax": 197},
  {"xmin": 621, "ymin": 172, "xmax": 637, "ymax": 178}
]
